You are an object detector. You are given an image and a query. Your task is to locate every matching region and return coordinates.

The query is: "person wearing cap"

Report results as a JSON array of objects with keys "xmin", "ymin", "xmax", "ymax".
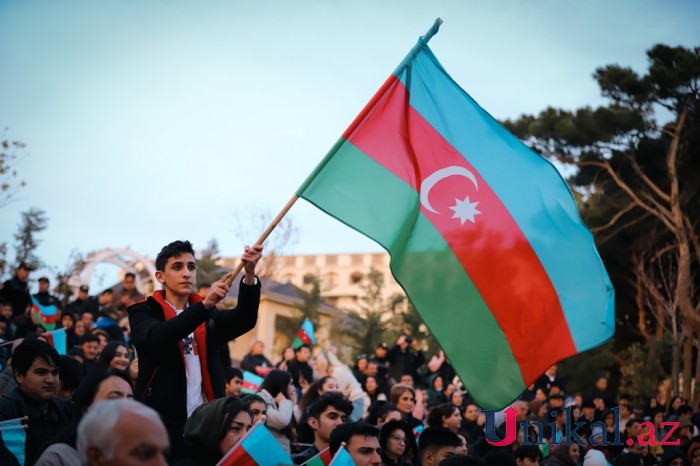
[
  {"xmin": 0, "ymin": 262, "xmax": 33, "ymax": 319},
  {"xmin": 34, "ymin": 276, "xmax": 63, "ymax": 311},
  {"xmin": 67, "ymin": 284, "xmax": 96, "ymax": 317}
]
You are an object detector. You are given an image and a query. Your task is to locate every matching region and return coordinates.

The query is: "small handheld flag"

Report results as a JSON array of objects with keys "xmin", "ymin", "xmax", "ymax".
[
  {"xmin": 302, "ymin": 447, "xmax": 332, "ymax": 466},
  {"xmin": 42, "ymin": 328, "xmax": 67, "ymax": 355},
  {"xmin": 216, "ymin": 422, "xmax": 293, "ymax": 466},
  {"xmin": 0, "ymin": 418, "xmax": 27, "ymax": 466},
  {"xmin": 30, "ymin": 297, "xmax": 58, "ymax": 332},
  {"xmin": 292, "ymin": 318, "xmax": 316, "ymax": 349},
  {"xmin": 242, "ymin": 371, "xmax": 264, "ymax": 394},
  {"xmin": 328, "ymin": 446, "xmax": 355, "ymax": 466}
]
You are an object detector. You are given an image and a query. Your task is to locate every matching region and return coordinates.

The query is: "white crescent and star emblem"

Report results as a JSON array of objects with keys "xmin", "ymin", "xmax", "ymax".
[{"xmin": 419, "ymin": 166, "xmax": 482, "ymax": 225}]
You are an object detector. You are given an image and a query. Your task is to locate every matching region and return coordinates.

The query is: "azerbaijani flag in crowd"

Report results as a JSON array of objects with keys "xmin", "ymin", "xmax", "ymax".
[
  {"xmin": 42, "ymin": 328, "xmax": 67, "ymax": 355},
  {"xmin": 302, "ymin": 447, "xmax": 332, "ymax": 466},
  {"xmin": 296, "ymin": 19, "xmax": 614, "ymax": 409},
  {"xmin": 0, "ymin": 418, "xmax": 26, "ymax": 466},
  {"xmin": 292, "ymin": 318, "xmax": 316, "ymax": 349},
  {"xmin": 30, "ymin": 297, "xmax": 58, "ymax": 332},
  {"xmin": 216, "ymin": 422, "xmax": 292, "ymax": 466},
  {"xmin": 242, "ymin": 371, "xmax": 264, "ymax": 395},
  {"xmin": 328, "ymin": 447, "xmax": 355, "ymax": 466}
]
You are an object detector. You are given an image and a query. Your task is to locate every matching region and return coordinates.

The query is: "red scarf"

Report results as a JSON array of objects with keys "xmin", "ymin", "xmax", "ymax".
[{"xmin": 151, "ymin": 290, "xmax": 215, "ymax": 402}]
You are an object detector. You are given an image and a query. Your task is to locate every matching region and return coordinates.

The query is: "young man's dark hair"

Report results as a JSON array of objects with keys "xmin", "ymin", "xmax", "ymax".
[
  {"xmin": 57, "ymin": 355, "xmax": 84, "ymax": 398},
  {"xmin": 514, "ymin": 445, "xmax": 543, "ymax": 462},
  {"xmin": 329, "ymin": 421, "xmax": 380, "ymax": 455},
  {"xmin": 224, "ymin": 366, "xmax": 243, "ymax": 382},
  {"xmin": 155, "ymin": 240, "xmax": 195, "ymax": 271},
  {"xmin": 124, "ymin": 272, "xmax": 136, "ymax": 280},
  {"xmin": 419, "ymin": 427, "xmax": 463, "ymax": 466},
  {"xmin": 307, "ymin": 391, "xmax": 354, "ymax": 421},
  {"xmin": 12, "ymin": 338, "xmax": 61, "ymax": 376},
  {"xmin": 79, "ymin": 333, "xmax": 100, "ymax": 345}
]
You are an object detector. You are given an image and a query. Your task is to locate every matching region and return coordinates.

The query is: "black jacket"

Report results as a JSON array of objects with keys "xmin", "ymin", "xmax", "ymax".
[
  {"xmin": 0, "ymin": 387, "xmax": 74, "ymax": 466},
  {"xmin": 128, "ymin": 278, "xmax": 260, "ymax": 457}
]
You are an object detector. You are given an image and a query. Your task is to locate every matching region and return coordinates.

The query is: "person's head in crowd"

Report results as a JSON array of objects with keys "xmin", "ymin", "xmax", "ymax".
[
  {"xmin": 73, "ymin": 367, "xmax": 133, "ymax": 414},
  {"xmin": 73, "ymin": 319, "xmax": 86, "ymax": 338},
  {"xmin": 379, "ymin": 420, "xmax": 419, "ymax": 466},
  {"xmin": 123, "ymin": 272, "xmax": 137, "ymax": 292},
  {"xmin": 16, "ymin": 261, "xmax": 33, "ymax": 281},
  {"xmin": 365, "ymin": 360, "xmax": 379, "ymax": 377},
  {"xmin": 67, "ymin": 346, "xmax": 85, "ymax": 364},
  {"xmin": 619, "ymin": 403, "xmax": 633, "ymax": 420},
  {"xmin": 330, "ymin": 422, "xmax": 381, "ymax": 466},
  {"xmin": 625, "ymin": 419, "xmax": 641, "ymax": 439},
  {"xmin": 550, "ymin": 443, "xmax": 581, "ymax": 466},
  {"xmin": 534, "ymin": 387, "xmax": 548, "ymax": 402},
  {"xmin": 444, "ymin": 382, "xmax": 456, "ymax": 399},
  {"xmin": 659, "ymin": 447, "xmax": 690, "ymax": 466},
  {"xmin": 687, "ymin": 441, "xmax": 700, "ymax": 466},
  {"xmin": 224, "ymin": 367, "xmax": 243, "ymax": 397},
  {"xmin": 581, "ymin": 400, "xmax": 596, "ymax": 420},
  {"xmin": 38, "ymin": 276, "xmax": 50, "ymax": 293},
  {"xmin": 430, "ymin": 374, "xmax": 445, "ymax": 392},
  {"xmin": 670, "ymin": 396, "xmax": 684, "ymax": 412},
  {"xmin": 78, "ymin": 284, "xmax": 90, "ymax": 299},
  {"xmin": 375, "ymin": 342, "xmax": 388, "ymax": 358},
  {"xmin": 12, "ymin": 339, "xmax": 60, "ymax": 405},
  {"xmin": 678, "ymin": 404, "xmax": 693, "ymax": 422},
  {"xmin": 593, "ymin": 396, "xmax": 606, "ymax": 412},
  {"xmin": 390, "ymin": 383, "xmax": 416, "ymax": 418},
  {"xmin": 0, "ymin": 315, "xmax": 7, "ymax": 337},
  {"xmin": 306, "ymin": 392, "xmax": 353, "ymax": 450},
  {"xmin": 583, "ymin": 448, "xmax": 608, "ymax": 466},
  {"xmin": 78, "ymin": 398, "xmax": 169, "ymax": 466},
  {"xmin": 484, "ymin": 448, "xmax": 518, "ymax": 466},
  {"xmin": 80, "ymin": 333, "xmax": 100, "ymax": 361},
  {"xmin": 56, "ymin": 355, "xmax": 84, "ymax": 399},
  {"xmin": 602, "ymin": 409, "xmax": 616, "ymax": 428},
  {"xmin": 364, "ymin": 400, "xmax": 399, "ymax": 425},
  {"xmin": 456, "ymin": 431, "xmax": 469, "ymax": 455},
  {"xmin": 281, "ymin": 346, "xmax": 294, "ymax": 363},
  {"xmin": 81, "ymin": 312, "xmax": 94, "ymax": 330},
  {"xmin": 400, "ymin": 373, "xmax": 415, "ymax": 386},
  {"xmin": 652, "ymin": 408, "xmax": 665, "ymax": 426},
  {"xmin": 451, "ymin": 390, "xmax": 464, "ymax": 409},
  {"xmin": 549, "ymin": 383, "xmax": 563, "ymax": 396},
  {"xmin": 596, "ymin": 376, "xmax": 608, "ymax": 392},
  {"xmin": 98, "ymin": 289, "xmax": 113, "ymax": 306},
  {"xmin": 250, "ymin": 340, "xmax": 265, "ymax": 356},
  {"xmin": 96, "ymin": 341, "xmax": 130, "ymax": 371},
  {"xmin": 184, "ymin": 397, "xmax": 253, "ymax": 465},
  {"xmin": 242, "ymin": 394, "xmax": 267, "ymax": 424},
  {"xmin": 418, "ymin": 427, "xmax": 463, "ymax": 466},
  {"xmin": 463, "ymin": 402, "xmax": 480, "ymax": 422},
  {"xmin": 258, "ymin": 369, "xmax": 294, "ymax": 399},
  {"xmin": 0, "ymin": 298, "xmax": 12, "ymax": 321},
  {"xmin": 92, "ymin": 329, "xmax": 109, "ymax": 352},
  {"xmin": 355, "ymin": 353, "xmax": 368, "ymax": 372},
  {"xmin": 512, "ymin": 400, "xmax": 530, "ymax": 422},
  {"xmin": 319, "ymin": 376, "xmax": 340, "ymax": 394},
  {"xmin": 548, "ymin": 393, "xmax": 565, "ymax": 409},
  {"xmin": 60, "ymin": 311, "xmax": 76, "ymax": 330},
  {"xmin": 363, "ymin": 375, "xmax": 381, "ymax": 395},
  {"xmin": 515, "ymin": 445, "xmax": 543, "ymax": 466},
  {"xmin": 295, "ymin": 344, "xmax": 312, "ymax": 363},
  {"xmin": 428, "ymin": 402, "xmax": 462, "ymax": 432}
]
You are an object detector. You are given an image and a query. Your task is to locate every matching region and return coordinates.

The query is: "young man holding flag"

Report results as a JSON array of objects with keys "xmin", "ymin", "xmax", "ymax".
[{"xmin": 128, "ymin": 240, "xmax": 263, "ymax": 458}]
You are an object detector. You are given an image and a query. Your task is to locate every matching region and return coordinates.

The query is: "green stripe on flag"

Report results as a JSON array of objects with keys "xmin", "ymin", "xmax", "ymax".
[{"xmin": 299, "ymin": 140, "xmax": 526, "ymax": 407}]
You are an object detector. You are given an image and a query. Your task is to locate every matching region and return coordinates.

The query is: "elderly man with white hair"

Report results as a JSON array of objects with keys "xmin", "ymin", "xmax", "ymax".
[{"xmin": 77, "ymin": 399, "xmax": 169, "ymax": 466}]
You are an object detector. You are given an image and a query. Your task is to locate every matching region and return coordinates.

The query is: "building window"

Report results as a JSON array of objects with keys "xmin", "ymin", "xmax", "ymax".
[
  {"xmin": 325, "ymin": 255, "xmax": 337, "ymax": 266},
  {"xmin": 304, "ymin": 256, "xmax": 315, "ymax": 266},
  {"xmin": 303, "ymin": 273, "xmax": 316, "ymax": 285},
  {"xmin": 350, "ymin": 271, "xmax": 363, "ymax": 284}
]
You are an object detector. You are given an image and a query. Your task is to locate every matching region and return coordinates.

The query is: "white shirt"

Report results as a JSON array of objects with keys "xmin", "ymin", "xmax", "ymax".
[{"xmin": 174, "ymin": 307, "xmax": 206, "ymax": 417}]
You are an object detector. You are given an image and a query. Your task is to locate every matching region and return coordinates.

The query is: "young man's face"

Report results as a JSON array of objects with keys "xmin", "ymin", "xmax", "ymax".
[
  {"xmin": 15, "ymin": 356, "xmax": 58, "ymax": 404},
  {"xmin": 311, "ymin": 406, "xmax": 347, "ymax": 444},
  {"xmin": 38, "ymin": 280, "xmax": 50, "ymax": 292},
  {"xmin": 157, "ymin": 253, "xmax": 196, "ymax": 298},
  {"xmin": 517, "ymin": 457, "xmax": 541, "ymax": 466},
  {"xmin": 346, "ymin": 435, "xmax": 381, "ymax": 466},
  {"xmin": 82, "ymin": 341, "xmax": 99, "ymax": 360},
  {"xmin": 0, "ymin": 321, "xmax": 6, "ymax": 337},
  {"xmin": 123, "ymin": 276, "xmax": 136, "ymax": 292},
  {"xmin": 423, "ymin": 446, "xmax": 461, "ymax": 466},
  {"xmin": 0, "ymin": 305, "xmax": 11, "ymax": 319},
  {"xmin": 226, "ymin": 376, "xmax": 243, "ymax": 397},
  {"xmin": 82, "ymin": 313, "xmax": 93, "ymax": 328}
]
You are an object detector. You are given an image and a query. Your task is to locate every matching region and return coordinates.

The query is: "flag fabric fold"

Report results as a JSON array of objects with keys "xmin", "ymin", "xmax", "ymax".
[
  {"xmin": 302, "ymin": 447, "xmax": 332, "ymax": 466},
  {"xmin": 30, "ymin": 297, "xmax": 58, "ymax": 332},
  {"xmin": 328, "ymin": 446, "xmax": 355, "ymax": 466},
  {"xmin": 0, "ymin": 418, "xmax": 26, "ymax": 466},
  {"xmin": 296, "ymin": 20, "xmax": 614, "ymax": 409},
  {"xmin": 292, "ymin": 318, "xmax": 316, "ymax": 349},
  {"xmin": 216, "ymin": 422, "xmax": 293, "ymax": 466}
]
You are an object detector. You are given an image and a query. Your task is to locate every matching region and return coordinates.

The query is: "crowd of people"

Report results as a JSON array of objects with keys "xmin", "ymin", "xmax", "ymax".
[{"xmin": 0, "ymin": 244, "xmax": 699, "ymax": 466}]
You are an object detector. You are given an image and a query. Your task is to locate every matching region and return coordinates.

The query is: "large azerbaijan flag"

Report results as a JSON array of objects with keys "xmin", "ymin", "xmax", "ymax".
[{"xmin": 296, "ymin": 20, "xmax": 614, "ymax": 410}]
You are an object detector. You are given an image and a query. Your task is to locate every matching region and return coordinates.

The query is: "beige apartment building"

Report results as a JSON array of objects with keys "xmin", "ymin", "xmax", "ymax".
[{"xmin": 221, "ymin": 252, "xmax": 406, "ymax": 312}]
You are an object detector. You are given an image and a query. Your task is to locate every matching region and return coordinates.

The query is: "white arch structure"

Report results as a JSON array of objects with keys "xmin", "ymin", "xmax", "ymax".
[{"xmin": 68, "ymin": 247, "xmax": 157, "ymax": 295}]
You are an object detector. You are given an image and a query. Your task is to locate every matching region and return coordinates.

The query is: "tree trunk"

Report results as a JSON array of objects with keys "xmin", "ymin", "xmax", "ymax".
[{"xmin": 683, "ymin": 334, "xmax": 693, "ymax": 398}]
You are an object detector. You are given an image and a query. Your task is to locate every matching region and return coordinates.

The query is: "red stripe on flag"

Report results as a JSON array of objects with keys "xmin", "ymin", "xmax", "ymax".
[
  {"xmin": 44, "ymin": 333, "xmax": 54, "ymax": 347},
  {"xmin": 344, "ymin": 75, "xmax": 576, "ymax": 383},
  {"xmin": 218, "ymin": 447, "xmax": 258, "ymax": 466},
  {"xmin": 241, "ymin": 381, "xmax": 259, "ymax": 391}
]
